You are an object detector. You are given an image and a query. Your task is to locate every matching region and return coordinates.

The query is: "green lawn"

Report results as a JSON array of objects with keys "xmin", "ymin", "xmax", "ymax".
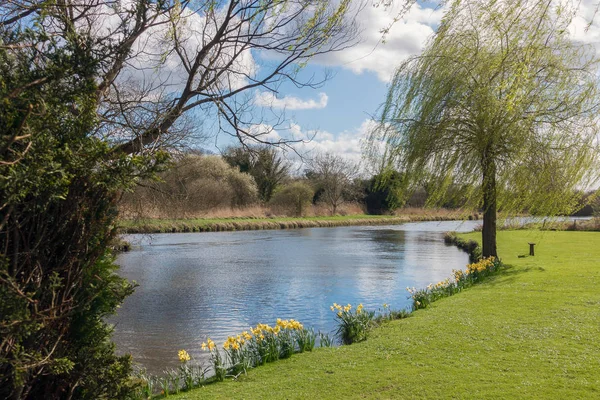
[{"xmin": 171, "ymin": 231, "xmax": 600, "ymax": 399}]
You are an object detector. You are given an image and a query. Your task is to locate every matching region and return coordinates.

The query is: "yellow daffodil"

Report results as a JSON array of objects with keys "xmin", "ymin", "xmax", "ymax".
[
  {"xmin": 207, "ymin": 338, "xmax": 215, "ymax": 351},
  {"xmin": 178, "ymin": 349, "xmax": 190, "ymax": 362}
]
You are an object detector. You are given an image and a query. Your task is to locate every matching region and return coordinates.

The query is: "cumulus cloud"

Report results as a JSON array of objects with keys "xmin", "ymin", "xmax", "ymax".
[
  {"xmin": 241, "ymin": 119, "xmax": 379, "ymax": 173},
  {"xmin": 254, "ymin": 91, "xmax": 329, "ymax": 110},
  {"xmin": 568, "ymin": 0, "xmax": 600, "ymax": 47},
  {"xmin": 315, "ymin": 3, "xmax": 445, "ymax": 82},
  {"xmin": 83, "ymin": 3, "xmax": 258, "ymax": 99},
  {"xmin": 316, "ymin": 1, "xmax": 600, "ymax": 81}
]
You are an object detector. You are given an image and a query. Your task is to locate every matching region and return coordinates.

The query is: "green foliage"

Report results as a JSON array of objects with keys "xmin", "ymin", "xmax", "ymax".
[
  {"xmin": 330, "ymin": 303, "xmax": 374, "ymax": 345},
  {"xmin": 269, "ymin": 181, "xmax": 314, "ymax": 216},
  {"xmin": 0, "ymin": 23, "xmax": 161, "ymax": 400},
  {"xmin": 365, "ymin": 170, "xmax": 405, "ymax": 214},
  {"xmin": 223, "ymin": 146, "xmax": 289, "ymax": 202}
]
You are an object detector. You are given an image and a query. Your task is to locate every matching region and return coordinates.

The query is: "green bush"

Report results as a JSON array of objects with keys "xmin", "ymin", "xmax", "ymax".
[
  {"xmin": 365, "ymin": 170, "xmax": 406, "ymax": 214},
  {"xmin": 0, "ymin": 28, "xmax": 160, "ymax": 399},
  {"xmin": 269, "ymin": 182, "xmax": 314, "ymax": 216}
]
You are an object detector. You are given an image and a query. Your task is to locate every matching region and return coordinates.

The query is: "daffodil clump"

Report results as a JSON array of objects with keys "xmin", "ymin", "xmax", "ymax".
[
  {"xmin": 200, "ymin": 338, "xmax": 226, "ymax": 381},
  {"xmin": 408, "ymin": 256, "xmax": 501, "ymax": 310},
  {"xmin": 195, "ymin": 318, "xmax": 316, "ymax": 381},
  {"xmin": 142, "ymin": 348, "xmax": 209, "ymax": 397},
  {"xmin": 466, "ymin": 256, "xmax": 497, "ymax": 274},
  {"xmin": 331, "ymin": 302, "xmax": 374, "ymax": 345}
]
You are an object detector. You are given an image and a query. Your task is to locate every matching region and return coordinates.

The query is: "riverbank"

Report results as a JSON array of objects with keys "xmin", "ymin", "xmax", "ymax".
[
  {"xmin": 501, "ymin": 217, "xmax": 600, "ymax": 232},
  {"xmin": 117, "ymin": 210, "xmax": 479, "ymax": 234},
  {"xmin": 170, "ymin": 230, "xmax": 600, "ymax": 399}
]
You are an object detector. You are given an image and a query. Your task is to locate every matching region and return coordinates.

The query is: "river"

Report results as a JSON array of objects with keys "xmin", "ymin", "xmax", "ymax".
[{"xmin": 110, "ymin": 220, "xmax": 488, "ymax": 373}]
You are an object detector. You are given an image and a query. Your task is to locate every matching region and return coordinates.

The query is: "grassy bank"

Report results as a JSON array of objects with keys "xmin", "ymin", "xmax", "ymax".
[
  {"xmin": 502, "ymin": 217, "xmax": 600, "ymax": 232},
  {"xmin": 118, "ymin": 211, "xmax": 478, "ymax": 234},
  {"xmin": 169, "ymin": 230, "xmax": 600, "ymax": 399}
]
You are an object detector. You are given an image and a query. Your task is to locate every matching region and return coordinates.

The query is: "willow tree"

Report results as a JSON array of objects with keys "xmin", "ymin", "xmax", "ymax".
[{"xmin": 369, "ymin": 0, "xmax": 600, "ymax": 257}]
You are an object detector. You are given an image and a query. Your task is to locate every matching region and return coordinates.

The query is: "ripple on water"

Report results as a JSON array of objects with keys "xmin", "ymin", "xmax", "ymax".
[{"xmin": 111, "ymin": 221, "xmax": 479, "ymax": 374}]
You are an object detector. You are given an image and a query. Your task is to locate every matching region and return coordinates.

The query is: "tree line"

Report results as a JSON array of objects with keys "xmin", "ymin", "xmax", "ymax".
[
  {"xmin": 122, "ymin": 146, "xmax": 599, "ymax": 220},
  {"xmin": 120, "ymin": 146, "xmax": 458, "ymax": 219}
]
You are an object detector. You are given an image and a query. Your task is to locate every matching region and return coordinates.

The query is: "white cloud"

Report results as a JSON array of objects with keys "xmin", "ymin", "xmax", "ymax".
[
  {"xmin": 84, "ymin": 4, "xmax": 258, "ymax": 100},
  {"xmin": 254, "ymin": 91, "xmax": 329, "ymax": 110},
  {"xmin": 315, "ymin": 3, "xmax": 446, "ymax": 82},
  {"xmin": 315, "ymin": 1, "xmax": 600, "ymax": 81},
  {"xmin": 245, "ymin": 123, "xmax": 282, "ymax": 143},
  {"xmin": 244, "ymin": 119, "xmax": 379, "ymax": 173},
  {"xmin": 568, "ymin": 0, "xmax": 600, "ymax": 48}
]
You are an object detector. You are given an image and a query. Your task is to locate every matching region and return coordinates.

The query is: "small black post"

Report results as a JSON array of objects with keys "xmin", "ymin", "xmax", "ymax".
[{"xmin": 528, "ymin": 242, "xmax": 536, "ymax": 256}]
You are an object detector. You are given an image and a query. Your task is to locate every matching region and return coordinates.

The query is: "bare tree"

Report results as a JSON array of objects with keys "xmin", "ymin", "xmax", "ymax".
[
  {"xmin": 307, "ymin": 152, "xmax": 357, "ymax": 215},
  {"xmin": 1, "ymin": 0, "xmax": 362, "ymax": 156}
]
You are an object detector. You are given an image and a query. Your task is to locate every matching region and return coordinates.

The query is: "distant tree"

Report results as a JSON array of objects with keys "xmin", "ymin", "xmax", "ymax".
[
  {"xmin": 571, "ymin": 190, "xmax": 600, "ymax": 217},
  {"xmin": 307, "ymin": 153, "xmax": 358, "ymax": 215},
  {"xmin": 369, "ymin": 0, "xmax": 600, "ymax": 257},
  {"xmin": 365, "ymin": 170, "xmax": 405, "ymax": 214},
  {"xmin": 223, "ymin": 146, "xmax": 290, "ymax": 202},
  {"xmin": 269, "ymin": 181, "xmax": 314, "ymax": 216},
  {"xmin": 121, "ymin": 155, "xmax": 258, "ymax": 217},
  {"xmin": 223, "ymin": 147, "xmax": 254, "ymax": 174}
]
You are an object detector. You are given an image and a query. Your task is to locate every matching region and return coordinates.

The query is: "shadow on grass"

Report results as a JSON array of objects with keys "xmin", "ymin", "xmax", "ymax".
[{"xmin": 482, "ymin": 263, "xmax": 544, "ymax": 287}]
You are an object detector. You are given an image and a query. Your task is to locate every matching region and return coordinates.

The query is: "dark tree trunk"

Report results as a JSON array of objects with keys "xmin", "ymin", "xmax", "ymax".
[{"xmin": 482, "ymin": 155, "xmax": 498, "ymax": 258}]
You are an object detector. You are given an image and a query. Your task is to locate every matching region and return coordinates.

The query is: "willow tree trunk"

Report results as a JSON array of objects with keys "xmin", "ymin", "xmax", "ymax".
[{"xmin": 482, "ymin": 156, "xmax": 498, "ymax": 258}]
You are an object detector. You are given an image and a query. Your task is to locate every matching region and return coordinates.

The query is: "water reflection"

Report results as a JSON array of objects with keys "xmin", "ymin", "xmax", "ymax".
[{"xmin": 112, "ymin": 221, "xmax": 482, "ymax": 373}]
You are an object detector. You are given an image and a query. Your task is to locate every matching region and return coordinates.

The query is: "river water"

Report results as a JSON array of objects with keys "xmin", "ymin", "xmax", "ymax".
[{"xmin": 111, "ymin": 220, "xmax": 483, "ymax": 373}]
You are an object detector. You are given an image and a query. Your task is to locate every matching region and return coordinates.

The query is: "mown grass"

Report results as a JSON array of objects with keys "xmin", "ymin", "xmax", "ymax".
[
  {"xmin": 169, "ymin": 231, "xmax": 600, "ymax": 399},
  {"xmin": 118, "ymin": 212, "xmax": 476, "ymax": 234}
]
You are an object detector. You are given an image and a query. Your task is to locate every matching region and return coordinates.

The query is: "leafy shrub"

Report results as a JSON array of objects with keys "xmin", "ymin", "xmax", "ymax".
[
  {"xmin": 121, "ymin": 155, "xmax": 258, "ymax": 217},
  {"xmin": 0, "ymin": 37, "xmax": 155, "ymax": 398},
  {"xmin": 269, "ymin": 182, "xmax": 314, "ymax": 216},
  {"xmin": 365, "ymin": 170, "xmax": 406, "ymax": 214},
  {"xmin": 223, "ymin": 145, "xmax": 290, "ymax": 202}
]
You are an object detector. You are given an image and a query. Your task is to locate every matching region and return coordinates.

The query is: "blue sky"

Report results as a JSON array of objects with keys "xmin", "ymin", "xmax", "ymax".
[
  {"xmin": 204, "ymin": 2, "xmax": 447, "ymax": 166},
  {"xmin": 114, "ymin": 0, "xmax": 600, "ymax": 166},
  {"xmin": 228, "ymin": 0, "xmax": 600, "ymax": 169}
]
